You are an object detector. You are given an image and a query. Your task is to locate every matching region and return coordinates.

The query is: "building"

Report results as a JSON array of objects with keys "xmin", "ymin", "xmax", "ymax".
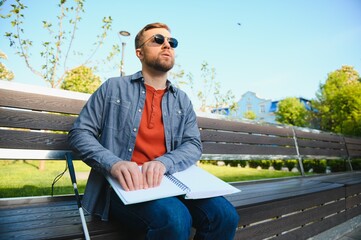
[{"xmin": 211, "ymin": 91, "xmax": 313, "ymax": 124}]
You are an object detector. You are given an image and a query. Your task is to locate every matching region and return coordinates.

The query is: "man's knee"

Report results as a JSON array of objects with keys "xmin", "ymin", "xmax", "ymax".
[
  {"xmin": 216, "ymin": 198, "xmax": 239, "ymax": 228},
  {"xmin": 148, "ymin": 204, "xmax": 192, "ymax": 239},
  {"xmin": 204, "ymin": 197, "xmax": 239, "ymax": 231}
]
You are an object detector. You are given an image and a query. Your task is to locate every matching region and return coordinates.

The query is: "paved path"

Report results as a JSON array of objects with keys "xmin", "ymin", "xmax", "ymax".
[{"xmin": 337, "ymin": 225, "xmax": 361, "ymax": 240}]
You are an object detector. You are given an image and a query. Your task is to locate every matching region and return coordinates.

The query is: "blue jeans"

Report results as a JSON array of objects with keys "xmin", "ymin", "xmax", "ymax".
[{"xmin": 109, "ymin": 190, "xmax": 239, "ymax": 240}]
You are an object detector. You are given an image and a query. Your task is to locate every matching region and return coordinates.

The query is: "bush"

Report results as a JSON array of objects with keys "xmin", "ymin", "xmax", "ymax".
[
  {"xmin": 223, "ymin": 160, "xmax": 237, "ymax": 167},
  {"xmin": 312, "ymin": 160, "xmax": 327, "ymax": 173},
  {"xmin": 271, "ymin": 160, "xmax": 282, "ymax": 170},
  {"xmin": 199, "ymin": 160, "xmax": 217, "ymax": 165},
  {"xmin": 248, "ymin": 160, "xmax": 259, "ymax": 168},
  {"xmin": 351, "ymin": 159, "xmax": 361, "ymax": 170},
  {"xmin": 328, "ymin": 160, "xmax": 346, "ymax": 172},
  {"xmin": 200, "ymin": 158, "xmax": 358, "ymax": 173},
  {"xmin": 303, "ymin": 160, "xmax": 314, "ymax": 172},
  {"xmin": 259, "ymin": 160, "xmax": 271, "ymax": 169},
  {"xmin": 283, "ymin": 160, "xmax": 298, "ymax": 171}
]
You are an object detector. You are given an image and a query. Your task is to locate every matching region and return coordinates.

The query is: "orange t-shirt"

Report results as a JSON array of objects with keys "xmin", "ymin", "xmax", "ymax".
[{"xmin": 131, "ymin": 84, "xmax": 167, "ymax": 165}]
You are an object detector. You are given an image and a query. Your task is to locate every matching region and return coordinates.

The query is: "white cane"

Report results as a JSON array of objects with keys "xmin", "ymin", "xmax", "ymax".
[{"xmin": 66, "ymin": 153, "xmax": 91, "ymax": 240}]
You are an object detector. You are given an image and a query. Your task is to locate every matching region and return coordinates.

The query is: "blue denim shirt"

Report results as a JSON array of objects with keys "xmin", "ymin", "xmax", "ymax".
[{"xmin": 68, "ymin": 71, "xmax": 202, "ymax": 219}]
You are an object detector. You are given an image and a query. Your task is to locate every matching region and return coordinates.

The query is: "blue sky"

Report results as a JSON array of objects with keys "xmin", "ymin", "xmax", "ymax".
[{"xmin": 1, "ymin": 0, "xmax": 361, "ymax": 108}]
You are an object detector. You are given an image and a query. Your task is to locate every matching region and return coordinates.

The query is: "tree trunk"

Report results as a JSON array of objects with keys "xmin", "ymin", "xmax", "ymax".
[{"xmin": 39, "ymin": 160, "xmax": 46, "ymax": 171}]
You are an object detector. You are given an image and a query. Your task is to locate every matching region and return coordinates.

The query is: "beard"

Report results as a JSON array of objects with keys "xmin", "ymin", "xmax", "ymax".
[{"xmin": 144, "ymin": 54, "xmax": 175, "ymax": 73}]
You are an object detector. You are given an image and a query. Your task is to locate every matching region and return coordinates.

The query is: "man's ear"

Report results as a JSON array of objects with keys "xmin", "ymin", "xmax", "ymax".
[{"xmin": 136, "ymin": 49, "xmax": 143, "ymax": 59}]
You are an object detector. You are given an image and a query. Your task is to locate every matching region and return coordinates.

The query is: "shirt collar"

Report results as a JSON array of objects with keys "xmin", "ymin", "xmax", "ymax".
[{"xmin": 130, "ymin": 71, "xmax": 176, "ymax": 93}]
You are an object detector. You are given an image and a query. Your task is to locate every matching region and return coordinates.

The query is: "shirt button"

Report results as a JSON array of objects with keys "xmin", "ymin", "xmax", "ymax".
[
  {"xmin": 138, "ymin": 109, "xmax": 142, "ymax": 112},
  {"xmin": 133, "ymin": 128, "xmax": 137, "ymax": 132},
  {"xmin": 128, "ymin": 148, "xmax": 132, "ymax": 152},
  {"xmin": 116, "ymin": 99, "xmax": 120, "ymax": 103},
  {"xmin": 142, "ymin": 90, "xmax": 145, "ymax": 94}
]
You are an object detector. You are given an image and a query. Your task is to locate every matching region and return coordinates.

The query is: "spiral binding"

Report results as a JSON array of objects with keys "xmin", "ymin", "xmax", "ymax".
[{"xmin": 166, "ymin": 174, "xmax": 191, "ymax": 193}]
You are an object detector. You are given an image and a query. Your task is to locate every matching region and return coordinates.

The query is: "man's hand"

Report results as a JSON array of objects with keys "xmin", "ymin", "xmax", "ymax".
[
  {"xmin": 110, "ymin": 161, "xmax": 143, "ymax": 191},
  {"xmin": 142, "ymin": 161, "xmax": 166, "ymax": 189}
]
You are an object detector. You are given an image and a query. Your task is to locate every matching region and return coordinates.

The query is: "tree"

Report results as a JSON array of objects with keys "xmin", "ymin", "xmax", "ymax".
[
  {"xmin": 3, "ymin": 0, "xmax": 115, "ymax": 88},
  {"xmin": 275, "ymin": 97, "xmax": 309, "ymax": 127},
  {"xmin": 61, "ymin": 65, "xmax": 101, "ymax": 93},
  {"xmin": 194, "ymin": 61, "xmax": 237, "ymax": 112},
  {"xmin": 0, "ymin": 50, "xmax": 14, "ymax": 81},
  {"xmin": 2, "ymin": 0, "xmax": 116, "ymax": 170},
  {"xmin": 313, "ymin": 65, "xmax": 361, "ymax": 136},
  {"xmin": 170, "ymin": 61, "xmax": 237, "ymax": 113},
  {"xmin": 243, "ymin": 110, "xmax": 257, "ymax": 120}
]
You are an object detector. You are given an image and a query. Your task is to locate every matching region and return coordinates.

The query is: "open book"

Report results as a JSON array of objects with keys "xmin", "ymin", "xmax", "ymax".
[{"xmin": 106, "ymin": 165, "xmax": 241, "ymax": 205}]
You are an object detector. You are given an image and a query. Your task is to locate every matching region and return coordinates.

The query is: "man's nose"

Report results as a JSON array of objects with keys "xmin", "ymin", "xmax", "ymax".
[{"xmin": 162, "ymin": 39, "xmax": 171, "ymax": 49}]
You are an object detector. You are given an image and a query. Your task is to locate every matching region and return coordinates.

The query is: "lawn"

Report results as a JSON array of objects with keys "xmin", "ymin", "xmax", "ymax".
[
  {"xmin": 0, "ymin": 160, "xmax": 90, "ymax": 198},
  {"xmin": 0, "ymin": 160, "xmax": 301, "ymax": 198}
]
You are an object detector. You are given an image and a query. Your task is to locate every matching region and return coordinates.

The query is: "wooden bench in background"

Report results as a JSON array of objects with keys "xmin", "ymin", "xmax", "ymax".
[{"xmin": 1, "ymin": 81, "xmax": 361, "ymax": 240}]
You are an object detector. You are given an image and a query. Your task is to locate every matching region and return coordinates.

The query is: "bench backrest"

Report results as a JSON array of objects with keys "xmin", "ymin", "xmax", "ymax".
[
  {"xmin": 1, "ymin": 81, "xmax": 360, "ymax": 170},
  {"xmin": 198, "ymin": 116, "xmax": 298, "ymax": 160},
  {"xmin": 0, "ymin": 81, "xmax": 87, "ymax": 159}
]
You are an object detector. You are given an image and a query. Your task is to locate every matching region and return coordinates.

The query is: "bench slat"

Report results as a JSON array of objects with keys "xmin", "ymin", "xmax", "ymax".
[
  {"xmin": 345, "ymin": 137, "xmax": 361, "ymax": 157},
  {"xmin": 0, "ymin": 89, "xmax": 86, "ymax": 115},
  {"xmin": 0, "ymin": 129, "xmax": 68, "ymax": 150},
  {"xmin": 228, "ymin": 181, "xmax": 344, "ymax": 207},
  {"xmin": 232, "ymin": 186, "xmax": 344, "ymax": 226},
  {"xmin": 295, "ymin": 129, "xmax": 344, "ymax": 141},
  {"xmin": 0, "ymin": 108, "xmax": 77, "ymax": 131},
  {"xmin": 296, "ymin": 138, "xmax": 346, "ymax": 150},
  {"xmin": 275, "ymin": 211, "xmax": 347, "ymax": 240},
  {"xmin": 299, "ymin": 147, "xmax": 348, "ymax": 157},
  {"xmin": 236, "ymin": 200, "xmax": 346, "ymax": 240},
  {"xmin": 200, "ymin": 130, "xmax": 295, "ymax": 146},
  {"xmin": 198, "ymin": 117, "xmax": 293, "ymax": 137},
  {"xmin": 202, "ymin": 142, "xmax": 297, "ymax": 155}
]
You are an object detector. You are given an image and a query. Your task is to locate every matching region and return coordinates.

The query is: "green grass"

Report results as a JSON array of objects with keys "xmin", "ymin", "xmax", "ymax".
[
  {"xmin": 0, "ymin": 160, "xmax": 301, "ymax": 198},
  {"xmin": 0, "ymin": 160, "xmax": 90, "ymax": 198},
  {"xmin": 199, "ymin": 163, "xmax": 301, "ymax": 182}
]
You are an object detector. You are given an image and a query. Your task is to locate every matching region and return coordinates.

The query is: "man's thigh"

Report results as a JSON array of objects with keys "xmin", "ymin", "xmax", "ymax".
[{"xmin": 109, "ymin": 191, "xmax": 192, "ymax": 231}]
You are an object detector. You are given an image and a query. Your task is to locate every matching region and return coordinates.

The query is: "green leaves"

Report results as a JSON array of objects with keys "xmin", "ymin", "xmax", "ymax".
[
  {"xmin": 275, "ymin": 97, "xmax": 309, "ymax": 127},
  {"xmin": 314, "ymin": 65, "xmax": 361, "ymax": 136},
  {"xmin": 3, "ymin": 0, "xmax": 114, "ymax": 89},
  {"xmin": 61, "ymin": 65, "xmax": 101, "ymax": 93}
]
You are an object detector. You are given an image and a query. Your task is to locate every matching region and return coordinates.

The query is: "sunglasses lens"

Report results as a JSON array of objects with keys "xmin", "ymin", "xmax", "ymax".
[
  {"xmin": 154, "ymin": 34, "xmax": 165, "ymax": 45},
  {"xmin": 153, "ymin": 34, "xmax": 178, "ymax": 48},
  {"xmin": 169, "ymin": 38, "xmax": 178, "ymax": 48}
]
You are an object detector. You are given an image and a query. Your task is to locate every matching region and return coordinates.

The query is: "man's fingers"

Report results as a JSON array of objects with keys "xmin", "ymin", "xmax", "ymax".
[
  {"xmin": 142, "ymin": 161, "xmax": 165, "ymax": 188},
  {"xmin": 116, "ymin": 171, "xmax": 130, "ymax": 191},
  {"xmin": 143, "ymin": 164, "xmax": 154, "ymax": 188},
  {"xmin": 153, "ymin": 167, "xmax": 161, "ymax": 187},
  {"xmin": 121, "ymin": 168, "xmax": 135, "ymax": 191},
  {"xmin": 111, "ymin": 161, "xmax": 142, "ymax": 191}
]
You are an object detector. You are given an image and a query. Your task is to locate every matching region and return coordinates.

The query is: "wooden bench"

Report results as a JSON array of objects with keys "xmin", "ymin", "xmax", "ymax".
[{"xmin": 1, "ymin": 81, "xmax": 361, "ymax": 240}]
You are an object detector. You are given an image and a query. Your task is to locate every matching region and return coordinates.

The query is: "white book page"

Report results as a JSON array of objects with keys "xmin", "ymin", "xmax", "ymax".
[
  {"xmin": 172, "ymin": 165, "xmax": 241, "ymax": 199},
  {"xmin": 106, "ymin": 174, "xmax": 185, "ymax": 205}
]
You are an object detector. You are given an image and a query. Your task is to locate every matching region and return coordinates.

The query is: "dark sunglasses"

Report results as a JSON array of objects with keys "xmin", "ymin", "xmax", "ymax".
[{"xmin": 138, "ymin": 34, "xmax": 178, "ymax": 49}]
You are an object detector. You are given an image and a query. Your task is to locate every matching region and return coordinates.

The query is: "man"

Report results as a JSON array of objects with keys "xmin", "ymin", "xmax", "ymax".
[{"xmin": 68, "ymin": 22, "xmax": 239, "ymax": 240}]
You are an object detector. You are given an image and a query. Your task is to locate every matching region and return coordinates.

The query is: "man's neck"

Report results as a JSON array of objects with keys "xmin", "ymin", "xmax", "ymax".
[{"xmin": 142, "ymin": 68, "xmax": 168, "ymax": 90}]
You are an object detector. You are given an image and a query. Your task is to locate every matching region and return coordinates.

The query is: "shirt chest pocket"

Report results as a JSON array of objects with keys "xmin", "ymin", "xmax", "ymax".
[
  {"xmin": 106, "ymin": 98, "xmax": 131, "ymax": 131},
  {"xmin": 172, "ymin": 108, "xmax": 185, "ymax": 134}
]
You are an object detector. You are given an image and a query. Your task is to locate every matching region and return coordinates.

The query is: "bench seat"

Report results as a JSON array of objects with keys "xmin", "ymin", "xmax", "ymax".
[{"xmin": 1, "ymin": 172, "xmax": 360, "ymax": 240}]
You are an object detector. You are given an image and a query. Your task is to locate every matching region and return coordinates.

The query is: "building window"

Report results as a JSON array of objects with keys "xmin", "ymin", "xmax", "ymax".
[
  {"xmin": 260, "ymin": 104, "xmax": 265, "ymax": 113},
  {"xmin": 247, "ymin": 104, "xmax": 252, "ymax": 111}
]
